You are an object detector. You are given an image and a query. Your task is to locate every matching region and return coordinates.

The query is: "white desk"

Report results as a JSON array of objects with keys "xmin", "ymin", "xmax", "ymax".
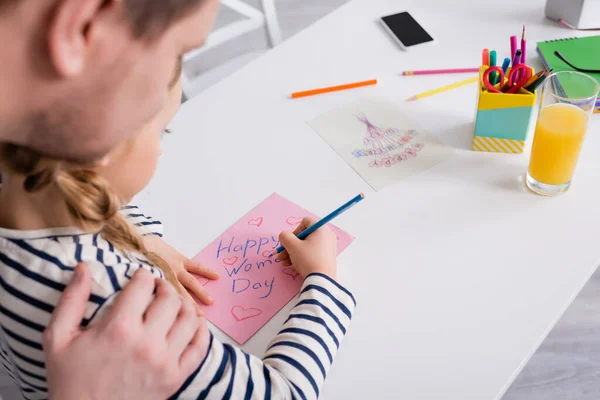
[{"xmin": 136, "ymin": 0, "xmax": 600, "ymax": 398}]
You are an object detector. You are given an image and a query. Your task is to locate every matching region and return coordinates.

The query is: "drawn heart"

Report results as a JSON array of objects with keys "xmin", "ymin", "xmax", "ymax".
[
  {"xmin": 231, "ymin": 306, "xmax": 262, "ymax": 322},
  {"xmin": 223, "ymin": 256, "xmax": 238, "ymax": 266},
  {"xmin": 262, "ymin": 250, "xmax": 272, "ymax": 259},
  {"xmin": 197, "ymin": 277, "xmax": 211, "ymax": 287},
  {"xmin": 286, "ymin": 216, "xmax": 302, "ymax": 226},
  {"xmin": 283, "ymin": 267, "xmax": 300, "ymax": 280},
  {"xmin": 248, "ymin": 217, "xmax": 263, "ymax": 227}
]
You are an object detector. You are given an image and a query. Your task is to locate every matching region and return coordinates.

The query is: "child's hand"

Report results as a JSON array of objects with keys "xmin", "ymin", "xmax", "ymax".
[
  {"xmin": 143, "ymin": 236, "xmax": 219, "ymax": 305},
  {"xmin": 277, "ymin": 217, "xmax": 338, "ymax": 280}
]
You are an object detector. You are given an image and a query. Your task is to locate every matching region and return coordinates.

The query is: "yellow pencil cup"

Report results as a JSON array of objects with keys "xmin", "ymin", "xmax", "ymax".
[{"xmin": 473, "ymin": 66, "xmax": 537, "ymax": 153}]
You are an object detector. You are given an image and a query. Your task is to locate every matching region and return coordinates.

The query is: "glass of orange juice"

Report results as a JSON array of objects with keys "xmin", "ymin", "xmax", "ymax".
[{"xmin": 526, "ymin": 71, "xmax": 599, "ymax": 196}]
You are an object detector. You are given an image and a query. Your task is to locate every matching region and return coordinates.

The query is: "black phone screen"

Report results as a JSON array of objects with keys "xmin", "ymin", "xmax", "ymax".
[{"xmin": 381, "ymin": 12, "xmax": 433, "ymax": 47}]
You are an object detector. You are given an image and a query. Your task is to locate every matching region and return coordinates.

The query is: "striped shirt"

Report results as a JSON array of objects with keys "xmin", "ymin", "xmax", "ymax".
[{"xmin": 0, "ymin": 207, "xmax": 355, "ymax": 400}]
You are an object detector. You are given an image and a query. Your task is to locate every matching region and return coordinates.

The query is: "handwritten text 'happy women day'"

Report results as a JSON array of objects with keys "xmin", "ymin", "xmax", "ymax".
[{"xmin": 216, "ymin": 236, "xmax": 283, "ymax": 299}]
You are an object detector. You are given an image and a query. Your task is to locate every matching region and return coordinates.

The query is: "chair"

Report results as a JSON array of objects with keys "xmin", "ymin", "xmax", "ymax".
[{"xmin": 182, "ymin": 0, "xmax": 282, "ymax": 100}]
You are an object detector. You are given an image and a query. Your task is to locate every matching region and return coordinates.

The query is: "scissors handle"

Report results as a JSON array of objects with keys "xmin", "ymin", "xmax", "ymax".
[
  {"xmin": 482, "ymin": 67, "xmax": 505, "ymax": 93},
  {"xmin": 506, "ymin": 65, "xmax": 533, "ymax": 94}
]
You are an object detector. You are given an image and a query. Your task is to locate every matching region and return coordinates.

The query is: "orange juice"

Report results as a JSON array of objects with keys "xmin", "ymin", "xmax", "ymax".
[{"xmin": 528, "ymin": 103, "xmax": 588, "ymax": 185}]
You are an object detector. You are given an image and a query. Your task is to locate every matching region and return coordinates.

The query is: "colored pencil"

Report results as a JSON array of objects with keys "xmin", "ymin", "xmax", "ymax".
[
  {"xmin": 291, "ymin": 79, "xmax": 377, "ymax": 99},
  {"xmin": 557, "ymin": 18, "xmax": 600, "ymax": 31},
  {"xmin": 405, "ymin": 76, "xmax": 479, "ymax": 102},
  {"xmin": 402, "ymin": 68, "xmax": 480, "ymax": 76},
  {"xmin": 271, "ymin": 193, "xmax": 365, "ymax": 255},
  {"xmin": 525, "ymin": 71, "xmax": 550, "ymax": 92},
  {"xmin": 522, "ymin": 68, "xmax": 548, "ymax": 89},
  {"xmin": 558, "ymin": 18, "xmax": 576, "ymax": 29},
  {"xmin": 521, "ymin": 25, "xmax": 527, "ymax": 64}
]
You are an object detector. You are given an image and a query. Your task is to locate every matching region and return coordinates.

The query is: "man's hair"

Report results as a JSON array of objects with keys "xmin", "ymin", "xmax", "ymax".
[
  {"xmin": 0, "ymin": 0, "xmax": 205, "ymax": 38},
  {"xmin": 124, "ymin": 0, "xmax": 206, "ymax": 38}
]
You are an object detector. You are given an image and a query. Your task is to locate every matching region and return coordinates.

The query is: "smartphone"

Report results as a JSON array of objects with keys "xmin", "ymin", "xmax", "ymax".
[{"xmin": 380, "ymin": 12, "xmax": 434, "ymax": 50}]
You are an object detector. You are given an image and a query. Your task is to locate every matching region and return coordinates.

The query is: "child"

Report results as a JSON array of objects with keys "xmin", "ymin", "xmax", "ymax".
[{"xmin": 0, "ymin": 61, "xmax": 356, "ymax": 399}]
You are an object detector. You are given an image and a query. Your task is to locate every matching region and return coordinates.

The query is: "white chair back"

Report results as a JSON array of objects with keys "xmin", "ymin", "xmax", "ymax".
[{"xmin": 182, "ymin": 0, "xmax": 282, "ymax": 99}]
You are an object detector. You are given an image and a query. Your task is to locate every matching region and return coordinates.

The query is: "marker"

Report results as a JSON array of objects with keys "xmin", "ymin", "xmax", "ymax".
[
  {"xmin": 271, "ymin": 193, "xmax": 365, "ymax": 255},
  {"xmin": 490, "ymin": 50, "xmax": 497, "ymax": 84},
  {"xmin": 482, "ymin": 48, "xmax": 490, "ymax": 66},
  {"xmin": 291, "ymin": 80, "xmax": 377, "ymax": 99},
  {"xmin": 512, "ymin": 49, "xmax": 522, "ymax": 69},
  {"xmin": 501, "ymin": 57, "xmax": 511, "ymax": 76},
  {"xmin": 510, "ymin": 35, "xmax": 518, "ymax": 66}
]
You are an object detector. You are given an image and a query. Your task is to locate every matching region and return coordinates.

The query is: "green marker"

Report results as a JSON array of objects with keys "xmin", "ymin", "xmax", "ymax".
[{"xmin": 490, "ymin": 50, "xmax": 498, "ymax": 84}]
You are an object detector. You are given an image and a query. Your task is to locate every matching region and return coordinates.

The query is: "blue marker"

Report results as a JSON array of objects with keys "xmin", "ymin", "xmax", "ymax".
[
  {"xmin": 272, "ymin": 193, "xmax": 365, "ymax": 255},
  {"xmin": 501, "ymin": 57, "xmax": 511, "ymax": 77},
  {"xmin": 494, "ymin": 57, "xmax": 511, "ymax": 86}
]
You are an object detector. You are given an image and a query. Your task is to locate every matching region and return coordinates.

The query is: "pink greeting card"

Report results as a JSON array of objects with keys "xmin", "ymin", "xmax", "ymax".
[{"xmin": 193, "ymin": 193, "xmax": 354, "ymax": 344}]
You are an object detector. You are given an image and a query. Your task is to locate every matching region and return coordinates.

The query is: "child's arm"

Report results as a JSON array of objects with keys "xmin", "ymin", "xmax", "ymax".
[
  {"xmin": 172, "ymin": 273, "xmax": 355, "ymax": 400},
  {"xmin": 171, "ymin": 218, "xmax": 355, "ymax": 399}
]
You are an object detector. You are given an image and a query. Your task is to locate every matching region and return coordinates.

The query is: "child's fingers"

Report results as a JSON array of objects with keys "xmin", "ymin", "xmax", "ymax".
[
  {"xmin": 184, "ymin": 260, "xmax": 219, "ymax": 280},
  {"xmin": 282, "ymin": 259, "xmax": 292, "ymax": 267},
  {"xmin": 179, "ymin": 272, "xmax": 214, "ymax": 305},
  {"xmin": 293, "ymin": 217, "xmax": 317, "ymax": 235},
  {"xmin": 276, "ymin": 250, "xmax": 290, "ymax": 262},
  {"xmin": 181, "ymin": 288, "xmax": 205, "ymax": 316}
]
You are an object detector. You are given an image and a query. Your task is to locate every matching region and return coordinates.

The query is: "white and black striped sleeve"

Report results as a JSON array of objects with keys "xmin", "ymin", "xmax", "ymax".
[
  {"xmin": 171, "ymin": 273, "xmax": 356, "ymax": 400},
  {"xmin": 119, "ymin": 205, "xmax": 163, "ymax": 237}
]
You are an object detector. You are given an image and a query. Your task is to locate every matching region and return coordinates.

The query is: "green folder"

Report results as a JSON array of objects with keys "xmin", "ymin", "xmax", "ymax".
[{"xmin": 536, "ymin": 35, "xmax": 600, "ymax": 98}]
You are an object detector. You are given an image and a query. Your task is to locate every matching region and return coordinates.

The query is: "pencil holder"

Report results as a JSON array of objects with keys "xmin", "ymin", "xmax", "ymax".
[{"xmin": 472, "ymin": 66, "xmax": 536, "ymax": 153}]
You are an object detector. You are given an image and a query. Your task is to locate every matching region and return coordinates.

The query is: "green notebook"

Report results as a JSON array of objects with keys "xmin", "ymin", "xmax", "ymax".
[{"xmin": 536, "ymin": 35, "xmax": 600, "ymax": 98}]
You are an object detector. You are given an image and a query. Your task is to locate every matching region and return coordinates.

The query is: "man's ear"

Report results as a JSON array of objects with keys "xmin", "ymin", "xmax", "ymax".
[
  {"xmin": 94, "ymin": 153, "xmax": 112, "ymax": 168},
  {"xmin": 47, "ymin": 0, "xmax": 123, "ymax": 77}
]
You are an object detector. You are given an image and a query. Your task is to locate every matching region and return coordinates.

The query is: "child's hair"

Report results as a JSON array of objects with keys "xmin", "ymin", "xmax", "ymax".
[{"xmin": 0, "ymin": 61, "xmax": 185, "ymax": 293}]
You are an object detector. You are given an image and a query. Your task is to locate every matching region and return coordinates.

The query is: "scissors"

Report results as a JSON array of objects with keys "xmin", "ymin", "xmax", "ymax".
[{"xmin": 482, "ymin": 64, "xmax": 532, "ymax": 94}]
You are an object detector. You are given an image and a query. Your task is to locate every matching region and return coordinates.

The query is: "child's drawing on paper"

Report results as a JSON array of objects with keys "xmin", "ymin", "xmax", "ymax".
[
  {"xmin": 193, "ymin": 193, "xmax": 354, "ymax": 344},
  {"xmin": 309, "ymin": 97, "xmax": 452, "ymax": 191},
  {"xmin": 353, "ymin": 113, "xmax": 425, "ymax": 168}
]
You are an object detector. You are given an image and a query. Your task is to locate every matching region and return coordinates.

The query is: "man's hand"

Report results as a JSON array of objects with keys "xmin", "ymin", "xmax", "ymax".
[
  {"xmin": 44, "ymin": 264, "xmax": 211, "ymax": 400},
  {"xmin": 143, "ymin": 235, "xmax": 219, "ymax": 305}
]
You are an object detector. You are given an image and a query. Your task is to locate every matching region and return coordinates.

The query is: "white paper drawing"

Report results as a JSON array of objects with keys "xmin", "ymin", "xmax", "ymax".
[{"xmin": 309, "ymin": 97, "xmax": 452, "ymax": 190}]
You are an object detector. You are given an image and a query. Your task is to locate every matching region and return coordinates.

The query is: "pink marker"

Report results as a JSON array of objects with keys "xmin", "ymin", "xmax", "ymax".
[
  {"xmin": 402, "ymin": 68, "xmax": 480, "ymax": 76},
  {"xmin": 510, "ymin": 35, "xmax": 518, "ymax": 67}
]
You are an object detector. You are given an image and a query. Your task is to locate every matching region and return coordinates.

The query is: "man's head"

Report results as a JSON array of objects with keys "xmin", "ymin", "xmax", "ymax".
[{"xmin": 0, "ymin": 0, "xmax": 219, "ymax": 161}]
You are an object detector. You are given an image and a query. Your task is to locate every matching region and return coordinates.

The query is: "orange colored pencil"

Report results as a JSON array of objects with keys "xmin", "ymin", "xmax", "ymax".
[{"xmin": 291, "ymin": 79, "xmax": 377, "ymax": 99}]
